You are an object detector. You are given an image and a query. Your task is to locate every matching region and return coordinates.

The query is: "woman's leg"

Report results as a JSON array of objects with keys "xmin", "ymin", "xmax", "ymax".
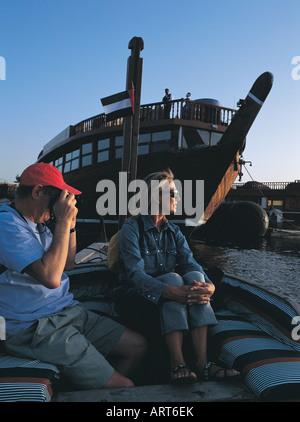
[
  {"xmin": 158, "ymin": 273, "xmax": 197, "ymax": 382},
  {"xmin": 182, "ymin": 271, "xmax": 218, "ymax": 328},
  {"xmin": 183, "ymin": 271, "xmax": 240, "ymax": 379}
]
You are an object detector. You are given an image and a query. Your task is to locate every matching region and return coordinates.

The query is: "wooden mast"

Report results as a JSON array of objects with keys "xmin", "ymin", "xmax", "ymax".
[{"xmin": 119, "ymin": 37, "xmax": 144, "ymax": 228}]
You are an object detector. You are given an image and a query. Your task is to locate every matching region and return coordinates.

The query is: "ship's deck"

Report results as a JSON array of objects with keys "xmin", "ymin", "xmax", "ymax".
[{"xmin": 54, "ymin": 379, "xmax": 258, "ymax": 402}]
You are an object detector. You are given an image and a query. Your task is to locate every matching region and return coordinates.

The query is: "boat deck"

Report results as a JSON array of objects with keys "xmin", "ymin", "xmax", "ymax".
[
  {"xmin": 61, "ymin": 244, "xmax": 258, "ymax": 402},
  {"xmin": 54, "ymin": 379, "xmax": 258, "ymax": 402},
  {"xmin": 58, "ymin": 242, "xmax": 300, "ymax": 403}
]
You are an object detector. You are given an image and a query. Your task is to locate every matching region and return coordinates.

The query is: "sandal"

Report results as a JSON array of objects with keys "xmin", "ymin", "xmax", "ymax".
[
  {"xmin": 169, "ymin": 364, "xmax": 198, "ymax": 385},
  {"xmin": 201, "ymin": 361, "xmax": 240, "ymax": 382}
]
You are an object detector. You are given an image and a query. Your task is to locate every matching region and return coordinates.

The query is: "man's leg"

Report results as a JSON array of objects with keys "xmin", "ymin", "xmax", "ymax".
[
  {"xmin": 5, "ymin": 305, "xmax": 146, "ymax": 389},
  {"xmin": 106, "ymin": 327, "xmax": 148, "ymax": 378}
]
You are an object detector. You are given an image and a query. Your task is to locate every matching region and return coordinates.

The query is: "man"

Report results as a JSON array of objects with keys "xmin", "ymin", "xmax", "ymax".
[
  {"xmin": 162, "ymin": 88, "xmax": 173, "ymax": 118},
  {"xmin": 0, "ymin": 162, "xmax": 147, "ymax": 389}
]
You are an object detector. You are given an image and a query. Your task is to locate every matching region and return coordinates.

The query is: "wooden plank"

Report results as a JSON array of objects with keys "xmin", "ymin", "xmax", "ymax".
[{"xmin": 54, "ymin": 381, "xmax": 258, "ymax": 402}]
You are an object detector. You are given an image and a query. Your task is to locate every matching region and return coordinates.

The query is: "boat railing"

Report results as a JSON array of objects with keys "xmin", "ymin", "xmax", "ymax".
[
  {"xmin": 72, "ymin": 99, "xmax": 236, "ymax": 136},
  {"xmin": 232, "ymin": 181, "xmax": 292, "ymax": 190}
]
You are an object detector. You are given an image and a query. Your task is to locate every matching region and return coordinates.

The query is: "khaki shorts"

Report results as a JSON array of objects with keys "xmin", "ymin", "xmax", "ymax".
[{"xmin": 5, "ymin": 304, "xmax": 126, "ymax": 389}]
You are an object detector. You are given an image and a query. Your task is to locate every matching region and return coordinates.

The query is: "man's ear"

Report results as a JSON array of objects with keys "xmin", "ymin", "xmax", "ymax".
[{"xmin": 31, "ymin": 185, "xmax": 44, "ymax": 199}]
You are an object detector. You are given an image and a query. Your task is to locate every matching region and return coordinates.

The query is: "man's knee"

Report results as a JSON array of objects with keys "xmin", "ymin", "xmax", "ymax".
[
  {"xmin": 129, "ymin": 330, "xmax": 148, "ymax": 358},
  {"xmin": 113, "ymin": 328, "xmax": 148, "ymax": 359}
]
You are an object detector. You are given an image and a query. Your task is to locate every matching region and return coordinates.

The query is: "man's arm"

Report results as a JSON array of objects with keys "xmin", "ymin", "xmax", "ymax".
[
  {"xmin": 64, "ymin": 214, "xmax": 77, "ymax": 270},
  {"xmin": 24, "ymin": 191, "xmax": 78, "ymax": 288}
]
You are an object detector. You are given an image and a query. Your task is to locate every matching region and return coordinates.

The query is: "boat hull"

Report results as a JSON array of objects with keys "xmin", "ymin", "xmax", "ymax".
[{"xmin": 63, "ymin": 141, "xmax": 241, "ymax": 228}]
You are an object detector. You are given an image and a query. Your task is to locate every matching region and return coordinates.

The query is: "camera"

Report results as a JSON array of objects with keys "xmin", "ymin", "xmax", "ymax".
[{"xmin": 49, "ymin": 191, "xmax": 62, "ymax": 219}]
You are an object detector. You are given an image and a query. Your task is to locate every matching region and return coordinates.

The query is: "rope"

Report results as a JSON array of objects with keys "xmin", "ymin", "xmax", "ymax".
[{"xmin": 242, "ymin": 164, "xmax": 300, "ymax": 230}]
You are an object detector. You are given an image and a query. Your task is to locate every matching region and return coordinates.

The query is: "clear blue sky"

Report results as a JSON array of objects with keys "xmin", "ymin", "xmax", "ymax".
[{"xmin": 0, "ymin": 0, "xmax": 299, "ymax": 184}]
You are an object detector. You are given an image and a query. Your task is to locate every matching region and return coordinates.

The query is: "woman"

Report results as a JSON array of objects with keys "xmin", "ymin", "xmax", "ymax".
[{"xmin": 117, "ymin": 169, "xmax": 239, "ymax": 384}]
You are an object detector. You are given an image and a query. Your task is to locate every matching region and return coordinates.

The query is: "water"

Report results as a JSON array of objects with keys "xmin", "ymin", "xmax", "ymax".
[
  {"xmin": 192, "ymin": 233, "xmax": 300, "ymax": 304},
  {"xmin": 78, "ymin": 225, "xmax": 300, "ymax": 304}
]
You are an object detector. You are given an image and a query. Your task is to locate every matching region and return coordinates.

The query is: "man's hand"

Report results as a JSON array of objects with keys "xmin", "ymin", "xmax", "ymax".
[
  {"xmin": 25, "ymin": 190, "xmax": 78, "ymax": 289},
  {"xmin": 53, "ymin": 190, "xmax": 78, "ymax": 226}
]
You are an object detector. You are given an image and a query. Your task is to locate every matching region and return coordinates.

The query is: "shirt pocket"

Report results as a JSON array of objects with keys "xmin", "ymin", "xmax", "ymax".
[
  {"xmin": 141, "ymin": 248, "xmax": 157, "ymax": 273},
  {"xmin": 166, "ymin": 248, "xmax": 177, "ymax": 272}
]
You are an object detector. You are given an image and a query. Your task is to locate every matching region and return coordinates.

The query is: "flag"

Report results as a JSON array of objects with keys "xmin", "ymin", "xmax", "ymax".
[{"xmin": 101, "ymin": 89, "xmax": 135, "ymax": 121}]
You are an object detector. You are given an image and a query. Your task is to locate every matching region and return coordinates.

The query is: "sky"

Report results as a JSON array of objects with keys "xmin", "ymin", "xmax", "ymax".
[{"xmin": 0, "ymin": 0, "xmax": 299, "ymax": 184}]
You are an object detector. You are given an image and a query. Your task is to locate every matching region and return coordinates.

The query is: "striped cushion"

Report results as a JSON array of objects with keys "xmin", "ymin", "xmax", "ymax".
[
  {"xmin": 0, "ymin": 354, "xmax": 60, "ymax": 402},
  {"xmin": 221, "ymin": 277, "xmax": 300, "ymax": 351},
  {"xmin": 209, "ymin": 278, "xmax": 300, "ymax": 400}
]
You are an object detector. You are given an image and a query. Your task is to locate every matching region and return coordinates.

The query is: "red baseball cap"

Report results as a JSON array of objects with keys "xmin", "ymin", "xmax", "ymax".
[{"xmin": 19, "ymin": 162, "xmax": 82, "ymax": 195}]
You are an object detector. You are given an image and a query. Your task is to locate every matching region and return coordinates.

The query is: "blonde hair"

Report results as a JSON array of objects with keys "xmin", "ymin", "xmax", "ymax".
[
  {"xmin": 143, "ymin": 168, "xmax": 174, "ymax": 186},
  {"xmin": 142, "ymin": 168, "xmax": 174, "ymax": 212}
]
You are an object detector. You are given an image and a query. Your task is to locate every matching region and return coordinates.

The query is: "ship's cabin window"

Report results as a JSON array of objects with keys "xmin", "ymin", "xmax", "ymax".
[
  {"xmin": 151, "ymin": 131, "xmax": 171, "ymax": 153},
  {"xmin": 115, "ymin": 148, "xmax": 123, "ymax": 159},
  {"xmin": 82, "ymin": 143, "xmax": 92, "ymax": 155},
  {"xmin": 98, "ymin": 139, "xmax": 110, "ymax": 150},
  {"xmin": 268, "ymin": 199, "xmax": 284, "ymax": 210},
  {"xmin": 114, "ymin": 131, "xmax": 171, "ymax": 159},
  {"xmin": 64, "ymin": 149, "xmax": 80, "ymax": 173},
  {"xmin": 97, "ymin": 138, "xmax": 110, "ymax": 163},
  {"xmin": 139, "ymin": 133, "xmax": 151, "ymax": 144},
  {"xmin": 115, "ymin": 136, "xmax": 124, "ymax": 159},
  {"xmin": 152, "ymin": 131, "xmax": 171, "ymax": 142},
  {"xmin": 138, "ymin": 145, "xmax": 149, "ymax": 155},
  {"xmin": 98, "ymin": 150, "xmax": 109, "ymax": 162},
  {"xmin": 55, "ymin": 157, "xmax": 63, "ymax": 173},
  {"xmin": 115, "ymin": 136, "xmax": 124, "ymax": 147},
  {"xmin": 82, "ymin": 143, "xmax": 92, "ymax": 167}
]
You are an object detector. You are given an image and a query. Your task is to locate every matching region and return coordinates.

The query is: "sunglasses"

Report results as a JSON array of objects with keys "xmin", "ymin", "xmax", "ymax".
[{"xmin": 169, "ymin": 189, "xmax": 180, "ymax": 200}]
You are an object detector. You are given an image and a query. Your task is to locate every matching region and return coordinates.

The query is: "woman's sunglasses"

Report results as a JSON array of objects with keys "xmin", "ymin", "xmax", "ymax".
[{"xmin": 169, "ymin": 189, "xmax": 180, "ymax": 200}]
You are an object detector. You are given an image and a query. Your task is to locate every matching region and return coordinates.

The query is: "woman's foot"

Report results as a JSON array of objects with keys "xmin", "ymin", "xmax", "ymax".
[
  {"xmin": 169, "ymin": 364, "xmax": 198, "ymax": 385},
  {"xmin": 198, "ymin": 362, "xmax": 240, "ymax": 381}
]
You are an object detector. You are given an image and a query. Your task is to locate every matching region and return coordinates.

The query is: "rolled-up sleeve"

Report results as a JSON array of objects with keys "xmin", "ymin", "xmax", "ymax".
[{"xmin": 118, "ymin": 220, "xmax": 166, "ymax": 304}]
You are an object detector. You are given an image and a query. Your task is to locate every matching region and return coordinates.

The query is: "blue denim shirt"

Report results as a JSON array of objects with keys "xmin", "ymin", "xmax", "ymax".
[{"xmin": 118, "ymin": 215, "xmax": 211, "ymax": 304}]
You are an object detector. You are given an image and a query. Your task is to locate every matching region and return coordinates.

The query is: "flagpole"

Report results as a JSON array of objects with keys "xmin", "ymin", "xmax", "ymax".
[{"xmin": 119, "ymin": 37, "xmax": 144, "ymax": 229}]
